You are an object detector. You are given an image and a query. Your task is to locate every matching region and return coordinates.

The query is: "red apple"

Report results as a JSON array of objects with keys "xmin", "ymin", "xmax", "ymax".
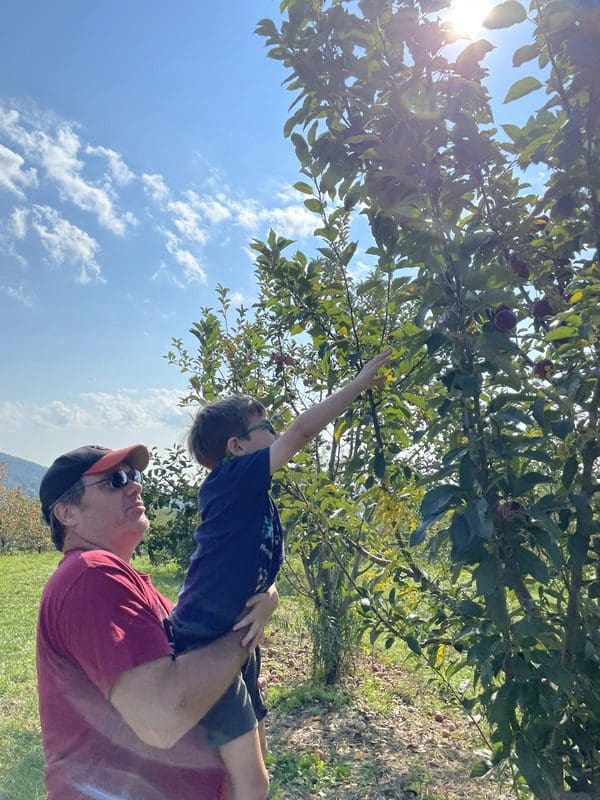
[
  {"xmin": 533, "ymin": 359, "xmax": 554, "ymax": 380},
  {"xmin": 493, "ymin": 305, "xmax": 518, "ymax": 332},
  {"xmin": 508, "ymin": 253, "xmax": 531, "ymax": 280},
  {"xmin": 532, "ymin": 298, "xmax": 554, "ymax": 318}
]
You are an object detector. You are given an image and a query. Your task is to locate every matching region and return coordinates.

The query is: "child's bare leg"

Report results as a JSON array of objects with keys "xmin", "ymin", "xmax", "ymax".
[
  {"xmin": 219, "ymin": 727, "xmax": 269, "ymax": 800},
  {"xmin": 257, "ymin": 718, "xmax": 267, "ymax": 760}
]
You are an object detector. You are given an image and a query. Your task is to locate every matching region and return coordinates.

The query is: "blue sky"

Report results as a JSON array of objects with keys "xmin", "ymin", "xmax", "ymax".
[{"xmin": 0, "ymin": 1, "xmax": 538, "ymax": 467}]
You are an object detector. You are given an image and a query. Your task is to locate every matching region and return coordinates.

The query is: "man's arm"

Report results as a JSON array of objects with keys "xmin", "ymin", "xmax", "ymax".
[
  {"xmin": 110, "ymin": 629, "xmax": 249, "ymax": 749},
  {"xmin": 269, "ymin": 350, "xmax": 390, "ymax": 474}
]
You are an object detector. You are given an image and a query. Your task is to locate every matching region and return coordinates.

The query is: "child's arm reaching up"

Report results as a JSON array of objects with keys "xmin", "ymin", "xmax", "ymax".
[{"xmin": 269, "ymin": 350, "xmax": 391, "ymax": 475}]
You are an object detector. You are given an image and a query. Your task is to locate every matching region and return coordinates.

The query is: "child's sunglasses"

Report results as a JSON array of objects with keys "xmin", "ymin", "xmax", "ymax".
[
  {"xmin": 86, "ymin": 468, "xmax": 143, "ymax": 490},
  {"xmin": 245, "ymin": 419, "xmax": 276, "ymax": 436}
]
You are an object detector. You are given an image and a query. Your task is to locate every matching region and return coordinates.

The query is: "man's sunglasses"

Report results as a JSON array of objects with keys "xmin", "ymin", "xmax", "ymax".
[
  {"xmin": 86, "ymin": 468, "xmax": 143, "ymax": 490},
  {"xmin": 244, "ymin": 419, "xmax": 276, "ymax": 436}
]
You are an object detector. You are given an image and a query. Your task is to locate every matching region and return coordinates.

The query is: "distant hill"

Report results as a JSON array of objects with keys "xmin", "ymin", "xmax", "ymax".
[{"xmin": 0, "ymin": 452, "xmax": 47, "ymax": 497}]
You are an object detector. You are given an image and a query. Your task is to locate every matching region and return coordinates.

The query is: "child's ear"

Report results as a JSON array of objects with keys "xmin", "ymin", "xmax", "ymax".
[{"xmin": 226, "ymin": 436, "xmax": 244, "ymax": 457}]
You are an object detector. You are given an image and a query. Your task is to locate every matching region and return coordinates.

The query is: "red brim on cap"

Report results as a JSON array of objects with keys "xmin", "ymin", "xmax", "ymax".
[{"xmin": 84, "ymin": 444, "xmax": 150, "ymax": 475}]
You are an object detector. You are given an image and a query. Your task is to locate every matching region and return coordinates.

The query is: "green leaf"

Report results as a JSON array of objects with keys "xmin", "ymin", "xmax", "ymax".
[
  {"xmin": 516, "ymin": 548, "xmax": 549, "ymax": 583},
  {"xmin": 504, "ymin": 76, "xmax": 543, "ymax": 103},
  {"xmin": 475, "ymin": 557, "xmax": 499, "ymax": 597},
  {"xmin": 568, "ymin": 533, "xmax": 589, "ymax": 565},
  {"xmin": 410, "ymin": 511, "xmax": 446, "ymax": 546},
  {"xmin": 459, "ymin": 454, "xmax": 479, "ymax": 492},
  {"xmin": 405, "ymin": 634, "xmax": 422, "ymax": 656},
  {"xmin": 450, "ymin": 513, "xmax": 472, "ymax": 557},
  {"xmin": 426, "ymin": 332, "xmax": 447, "ymax": 355},
  {"xmin": 291, "ymin": 133, "xmax": 310, "ymax": 166},
  {"xmin": 514, "ymin": 471, "xmax": 552, "ymax": 496},
  {"xmin": 501, "ymin": 123, "xmax": 523, "ymax": 142},
  {"xmin": 333, "ymin": 418, "xmax": 348, "ymax": 443},
  {"xmin": 532, "ymin": 398, "xmax": 545, "ymax": 427},
  {"xmin": 465, "ymin": 498, "xmax": 493, "ymax": 540},
  {"xmin": 489, "ymin": 682, "xmax": 518, "ymax": 727},
  {"xmin": 545, "ymin": 325, "xmax": 576, "ymax": 342},
  {"xmin": 456, "ymin": 38, "xmax": 495, "ymax": 71},
  {"xmin": 293, "ymin": 180, "xmax": 314, "ymax": 195},
  {"xmin": 483, "ymin": 1, "xmax": 526, "ymax": 30},
  {"xmin": 551, "ymin": 419, "xmax": 574, "ymax": 440},
  {"xmin": 561, "ymin": 456, "xmax": 578, "ymax": 488},
  {"xmin": 456, "ymin": 598, "xmax": 484, "ymax": 617},
  {"xmin": 512, "ymin": 43, "xmax": 539, "ymax": 67},
  {"xmin": 421, "ymin": 485, "xmax": 460, "ymax": 518},
  {"xmin": 304, "ymin": 198, "xmax": 323, "ymax": 213}
]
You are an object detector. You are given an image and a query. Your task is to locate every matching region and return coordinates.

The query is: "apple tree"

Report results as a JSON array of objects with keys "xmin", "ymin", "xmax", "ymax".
[
  {"xmin": 155, "ymin": 239, "xmax": 429, "ymax": 684},
  {"xmin": 0, "ymin": 468, "xmax": 49, "ymax": 553}
]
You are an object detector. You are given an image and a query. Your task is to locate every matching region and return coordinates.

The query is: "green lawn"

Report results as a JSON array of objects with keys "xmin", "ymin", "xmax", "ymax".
[
  {"xmin": 0, "ymin": 551, "xmax": 183, "ymax": 800},
  {"xmin": 0, "ymin": 551, "xmax": 58, "ymax": 799}
]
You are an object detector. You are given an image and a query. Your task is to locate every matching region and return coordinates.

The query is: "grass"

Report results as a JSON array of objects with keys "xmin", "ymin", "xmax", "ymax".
[{"xmin": 0, "ymin": 551, "xmax": 58, "ymax": 800}]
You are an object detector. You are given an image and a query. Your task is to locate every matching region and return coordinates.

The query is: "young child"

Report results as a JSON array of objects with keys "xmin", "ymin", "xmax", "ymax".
[{"xmin": 169, "ymin": 350, "xmax": 390, "ymax": 800}]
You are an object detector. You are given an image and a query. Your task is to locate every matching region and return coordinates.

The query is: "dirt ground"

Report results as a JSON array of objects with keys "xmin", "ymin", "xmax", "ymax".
[{"xmin": 261, "ymin": 626, "xmax": 515, "ymax": 800}]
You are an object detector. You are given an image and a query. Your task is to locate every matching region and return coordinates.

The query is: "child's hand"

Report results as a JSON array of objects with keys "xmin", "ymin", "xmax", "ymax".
[
  {"xmin": 233, "ymin": 583, "xmax": 279, "ymax": 650},
  {"xmin": 355, "ymin": 350, "xmax": 392, "ymax": 391}
]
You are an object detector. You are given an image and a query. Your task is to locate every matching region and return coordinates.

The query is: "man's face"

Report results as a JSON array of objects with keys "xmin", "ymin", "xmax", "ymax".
[{"xmin": 73, "ymin": 462, "xmax": 149, "ymax": 549}]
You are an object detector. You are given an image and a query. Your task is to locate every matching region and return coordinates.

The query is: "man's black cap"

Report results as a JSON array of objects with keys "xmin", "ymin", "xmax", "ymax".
[{"xmin": 39, "ymin": 444, "xmax": 149, "ymax": 522}]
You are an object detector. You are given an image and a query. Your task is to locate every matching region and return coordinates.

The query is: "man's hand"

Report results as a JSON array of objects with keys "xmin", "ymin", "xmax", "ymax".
[{"xmin": 233, "ymin": 583, "xmax": 279, "ymax": 650}]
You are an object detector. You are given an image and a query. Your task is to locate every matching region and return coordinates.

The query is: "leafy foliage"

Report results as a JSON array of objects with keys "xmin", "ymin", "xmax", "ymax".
[
  {"xmin": 254, "ymin": 1, "xmax": 600, "ymax": 797},
  {"xmin": 0, "ymin": 465, "xmax": 49, "ymax": 553},
  {"xmin": 157, "ymin": 251, "xmax": 424, "ymax": 684}
]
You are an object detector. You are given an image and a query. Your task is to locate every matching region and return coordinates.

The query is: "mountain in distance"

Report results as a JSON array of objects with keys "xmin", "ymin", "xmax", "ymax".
[{"xmin": 0, "ymin": 451, "xmax": 47, "ymax": 497}]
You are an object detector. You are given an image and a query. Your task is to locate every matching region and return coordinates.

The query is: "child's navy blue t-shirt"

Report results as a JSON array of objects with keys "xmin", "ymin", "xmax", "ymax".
[{"xmin": 171, "ymin": 447, "xmax": 283, "ymax": 641}]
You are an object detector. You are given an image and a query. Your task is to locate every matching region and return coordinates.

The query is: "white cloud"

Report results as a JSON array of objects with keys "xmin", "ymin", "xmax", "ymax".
[
  {"xmin": 139, "ymin": 164, "xmax": 318, "ymax": 284},
  {"xmin": 25, "ymin": 390, "xmax": 188, "ymax": 432},
  {"xmin": 228, "ymin": 197, "xmax": 316, "ymax": 238},
  {"xmin": 0, "ymin": 104, "xmax": 134, "ymax": 235},
  {"xmin": 0, "ymin": 143, "xmax": 37, "ymax": 198},
  {"xmin": 81, "ymin": 389, "xmax": 188, "ymax": 428},
  {"xmin": 32, "ymin": 205, "xmax": 102, "ymax": 283},
  {"xmin": 151, "ymin": 261, "xmax": 185, "ymax": 288},
  {"xmin": 242, "ymin": 243, "xmax": 257, "ymax": 263},
  {"xmin": 171, "ymin": 247, "xmax": 207, "ymax": 283},
  {"xmin": 349, "ymin": 259, "xmax": 373, "ymax": 280},
  {"xmin": 8, "ymin": 207, "xmax": 28, "ymax": 239},
  {"xmin": 85, "ymin": 145, "xmax": 135, "ymax": 186},
  {"xmin": 161, "ymin": 230, "xmax": 206, "ymax": 283},
  {"xmin": 32, "ymin": 400, "xmax": 94, "ymax": 428},
  {"xmin": 167, "ymin": 199, "xmax": 208, "ymax": 245},
  {"xmin": 274, "ymin": 184, "xmax": 308, "ymax": 204},
  {"xmin": 40, "ymin": 126, "xmax": 135, "ymax": 234},
  {"xmin": 0, "ymin": 282, "xmax": 33, "ymax": 306},
  {"xmin": 229, "ymin": 290, "xmax": 256, "ymax": 307},
  {"xmin": 185, "ymin": 190, "xmax": 231, "ymax": 225},
  {"xmin": 262, "ymin": 204, "xmax": 316, "ymax": 238},
  {"xmin": 142, "ymin": 172, "xmax": 170, "ymax": 202},
  {"xmin": 0, "ymin": 401, "xmax": 24, "ymax": 427}
]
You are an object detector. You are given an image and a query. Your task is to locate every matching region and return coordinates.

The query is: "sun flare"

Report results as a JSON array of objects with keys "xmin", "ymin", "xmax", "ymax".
[{"xmin": 448, "ymin": 0, "xmax": 492, "ymax": 37}]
